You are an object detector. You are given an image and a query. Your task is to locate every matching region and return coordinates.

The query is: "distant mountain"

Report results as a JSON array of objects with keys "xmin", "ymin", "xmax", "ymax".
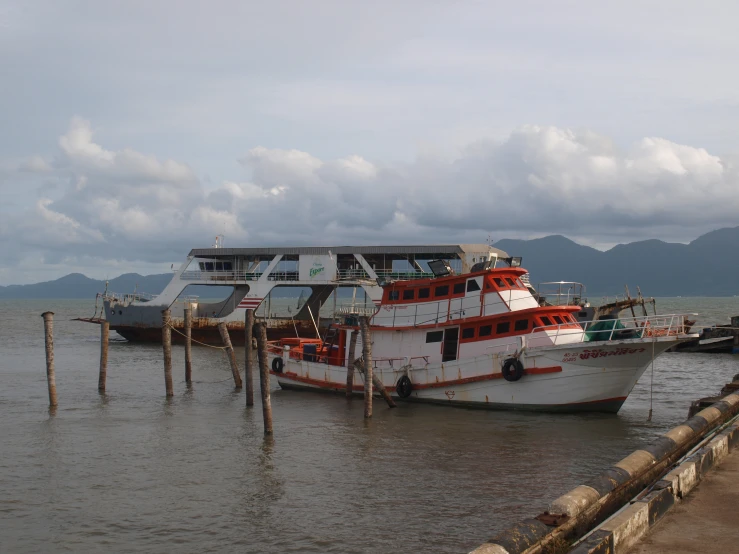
[
  {"xmin": 0, "ymin": 272, "xmax": 173, "ymax": 299},
  {"xmin": 495, "ymin": 226, "xmax": 739, "ymax": 297},
  {"xmin": 2, "ymin": 226, "xmax": 739, "ymax": 298}
]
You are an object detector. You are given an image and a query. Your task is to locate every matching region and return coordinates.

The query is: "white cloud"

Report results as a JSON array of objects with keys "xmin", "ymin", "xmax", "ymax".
[{"xmin": 2, "ymin": 117, "xmax": 739, "ymax": 283}]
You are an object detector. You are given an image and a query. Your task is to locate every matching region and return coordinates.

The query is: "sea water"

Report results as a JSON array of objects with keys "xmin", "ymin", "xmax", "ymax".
[{"xmin": 1, "ymin": 298, "xmax": 738, "ymax": 553}]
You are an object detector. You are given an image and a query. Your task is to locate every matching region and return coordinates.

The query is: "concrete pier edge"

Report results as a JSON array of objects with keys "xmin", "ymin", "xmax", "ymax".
[
  {"xmin": 469, "ymin": 393, "xmax": 739, "ymax": 554},
  {"xmin": 569, "ymin": 419, "xmax": 739, "ymax": 554}
]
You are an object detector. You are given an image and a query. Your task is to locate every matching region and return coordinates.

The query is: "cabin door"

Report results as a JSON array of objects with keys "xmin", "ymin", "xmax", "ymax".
[{"xmin": 442, "ymin": 327, "xmax": 459, "ymax": 362}]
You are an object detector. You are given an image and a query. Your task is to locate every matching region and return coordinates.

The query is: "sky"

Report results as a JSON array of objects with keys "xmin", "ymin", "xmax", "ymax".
[{"xmin": 1, "ymin": 0, "xmax": 739, "ymax": 284}]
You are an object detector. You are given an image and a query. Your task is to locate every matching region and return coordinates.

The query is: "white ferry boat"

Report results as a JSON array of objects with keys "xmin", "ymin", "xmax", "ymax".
[
  {"xmin": 93, "ymin": 244, "xmax": 505, "ymax": 345},
  {"xmin": 268, "ymin": 260, "xmax": 697, "ymax": 413}
]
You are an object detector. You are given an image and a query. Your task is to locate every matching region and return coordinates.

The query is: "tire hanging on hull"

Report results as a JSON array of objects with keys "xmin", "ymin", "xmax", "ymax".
[{"xmin": 502, "ymin": 358, "xmax": 524, "ymax": 382}]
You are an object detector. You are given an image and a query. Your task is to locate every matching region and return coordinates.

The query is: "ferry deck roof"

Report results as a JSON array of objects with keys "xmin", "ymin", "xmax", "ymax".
[{"xmin": 189, "ymin": 244, "xmax": 509, "ymax": 258}]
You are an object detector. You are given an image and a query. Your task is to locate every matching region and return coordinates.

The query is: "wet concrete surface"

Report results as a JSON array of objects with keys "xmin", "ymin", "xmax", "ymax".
[{"xmin": 628, "ymin": 447, "xmax": 739, "ymax": 554}]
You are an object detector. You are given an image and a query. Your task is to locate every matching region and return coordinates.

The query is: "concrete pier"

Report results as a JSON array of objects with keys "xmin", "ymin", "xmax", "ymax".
[{"xmin": 627, "ymin": 449, "xmax": 739, "ymax": 553}]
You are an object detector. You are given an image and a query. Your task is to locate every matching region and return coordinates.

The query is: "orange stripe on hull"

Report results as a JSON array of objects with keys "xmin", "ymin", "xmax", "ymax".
[{"xmin": 271, "ymin": 366, "xmax": 562, "ymax": 392}]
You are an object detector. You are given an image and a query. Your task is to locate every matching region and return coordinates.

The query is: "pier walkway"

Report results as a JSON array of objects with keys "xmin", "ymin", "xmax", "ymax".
[{"xmin": 628, "ymin": 447, "xmax": 739, "ymax": 553}]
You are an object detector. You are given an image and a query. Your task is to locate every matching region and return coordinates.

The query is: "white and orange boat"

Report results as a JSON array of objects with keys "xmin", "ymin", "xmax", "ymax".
[{"xmin": 268, "ymin": 259, "xmax": 697, "ymax": 413}]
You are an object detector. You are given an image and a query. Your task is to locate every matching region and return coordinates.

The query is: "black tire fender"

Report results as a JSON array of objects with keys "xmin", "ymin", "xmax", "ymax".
[
  {"xmin": 502, "ymin": 358, "xmax": 524, "ymax": 382},
  {"xmin": 396, "ymin": 375, "xmax": 413, "ymax": 398},
  {"xmin": 271, "ymin": 357, "xmax": 284, "ymax": 373}
]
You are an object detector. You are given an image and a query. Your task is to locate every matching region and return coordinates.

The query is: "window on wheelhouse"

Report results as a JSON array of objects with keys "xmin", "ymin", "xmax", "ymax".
[
  {"xmin": 388, "ymin": 290, "xmax": 399, "ymax": 301},
  {"xmin": 539, "ymin": 316, "xmax": 553, "ymax": 326},
  {"xmin": 552, "ymin": 315, "xmax": 564, "ymax": 325},
  {"xmin": 504, "ymin": 277, "xmax": 516, "ymax": 287},
  {"xmin": 496, "ymin": 321, "xmax": 510, "ymax": 334},
  {"xmin": 514, "ymin": 319, "xmax": 529, "ymax": 331},
  {"xmin": 467, "ymin": 279, "xmax": 481, "ymax": 292},
  {"xmin": 479, "ymin": 324, "xmax": 492, "ymax": 337},
  {"xmin": 453, "ymin": 282, "xmax": 465, "ymax": 295},
  {"xmin": 402, "ymin": 289, "xmax": 415, "ymax": 300},
  {"xmin": 418, "ymin": 288, "xmax": 430, "ymax": 299},
  {"xmin": 435, "ymin": 285, "xmax": 449, "ymax": 297},
  {"xmin": 494, "ymin": 277, "xmax": 506, "ymax": 288},
  {"xmin": 462, "ymin": 327, "xmax": 475, "ymax": 339},
  {"xmin": 426, "ymin": 331, "xmax": 443, "ymax": 343}
]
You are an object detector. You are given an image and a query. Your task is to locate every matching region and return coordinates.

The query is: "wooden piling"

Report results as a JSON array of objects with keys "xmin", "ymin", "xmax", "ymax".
[
  {"xmin": 162, "ymin": 309, "xmax": 174, "ymax": 397},
  {"xmin": 98, "ymin": 320, "xmax": 109, "ymax": 393},
  {"xmin": 359, "ymin": 316, "xmax": 373, "ymax": 418},
  {"xmin": 184, "ymin": 307, "xmax": 192, "ymax": 385},
  {"xmin": 346, "ymin": 330, "xmax": 358, "ymax": 398},
  {"xmin": 218, "ymin": 322, "xmax": 243, "ymax": 389},
  {"xmin": 256, "ymin": 322, "xmax": 273, "ymax": 434},
  {"xmin": 354, "ymin": 359, "xmax": 396, "ymax": 408},
  {"xmin": 41, "ymin": 311, "xmax": 57, "ymax": 407},
  {"xmin": 245, "ymin": 309, "xmax": 255, "ymax": 406}
]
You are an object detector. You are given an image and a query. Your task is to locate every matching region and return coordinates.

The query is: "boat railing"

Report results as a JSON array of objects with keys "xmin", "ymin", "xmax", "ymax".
[
  {"xmin": 337, "ymin": 305, "xmax": 379, "ymax": 317},
  {"xmin": 543, "ymin": 313, "xmax": 697, "ymax": 343},
  {"xmin": 535, "ymin": 281, "xmax": 586, "ymax": 306},
  {"xmin": 372, "ymin": 293, "xmax": 543, "ymax": 328},
  {"xmin": 485, "ymin": 338, "xmax": 524, "ymax": 355},
  {"xmin": 100, "ymin": 291, "xmax": 156, "ymax": 305},
  {"xmin": 336, "ymin": 269, "xmax": 434, "ymax": 281},
  {"xmin": 371, "ymin": 356, "xmax": 430, "ymax": 370},
  {"xmin": 180, "ymin": 270, "xmax": 267, "ymax": 281}
]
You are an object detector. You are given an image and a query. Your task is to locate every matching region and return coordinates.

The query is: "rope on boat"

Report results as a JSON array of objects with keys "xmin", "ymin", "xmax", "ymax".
[{"xmin": 166, "ymin": 322, "xmax": 228, "ymax": 350}]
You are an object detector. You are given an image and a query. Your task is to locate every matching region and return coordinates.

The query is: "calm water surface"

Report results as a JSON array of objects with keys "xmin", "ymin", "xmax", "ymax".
[{"xmin": 2, "ymin": 298, "xmax": 739, "ymax": 553}]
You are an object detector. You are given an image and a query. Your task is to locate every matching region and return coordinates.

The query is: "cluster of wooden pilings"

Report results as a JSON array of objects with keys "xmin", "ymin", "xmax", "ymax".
[{"xmin": 41, "ymin": 309, "xmax": 389, "ymax": 430}]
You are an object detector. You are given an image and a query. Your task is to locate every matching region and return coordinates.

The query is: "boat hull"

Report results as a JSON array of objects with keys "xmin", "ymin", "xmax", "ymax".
[{"xmin": 271, "ymin": 338, "xmax": 683, "ymax": 413}]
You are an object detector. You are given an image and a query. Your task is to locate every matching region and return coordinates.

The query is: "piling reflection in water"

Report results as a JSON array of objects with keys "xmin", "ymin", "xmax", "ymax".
[{"xmin": 3, "ymin": 298, "xmax": 739, "ymax": 553}]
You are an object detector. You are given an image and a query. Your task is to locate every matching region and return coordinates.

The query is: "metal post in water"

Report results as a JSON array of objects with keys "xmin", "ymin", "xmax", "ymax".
[
  {"xmin": 41, "ymin": 311, "xmax": 57, "ymax": 407},
  {"xmin": 359, "ymin": 316, "xmax": 373, "ymax": 418},
  {"xmin": 184, "ymin": 306, "xmax": 192, "ymax": 385},
  {"xmin": 162, "ymin": 309, "xmax": 174, "ymax": 396},
  {"xmin": 98, "ymin": 320, "xmax": 109, "ymax": 393},
  {"xmin": 245, "ymin": 309, "xmax": 255, "ymax": 406},
  {"xmin": 218, "ymin": 322, "xmax": 243, "ymax": 389},
  {"xmin": 256, "ymin": 322, "xmax": 273, "ymax": 434},
  {"xmin": 346, "ymin": 330, "xmax": 358, "ymax": 398}
]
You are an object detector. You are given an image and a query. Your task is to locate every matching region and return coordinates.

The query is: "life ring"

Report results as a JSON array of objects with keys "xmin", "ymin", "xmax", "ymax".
[
  {"xmin": 396, "ymin": 375, "xmax": 413, "ymax": 398},
  {"xmin": 502, "ymin": 358, "xmax": 524, "ymax": 382},
  {"xmin": 271, "ymin": 357, "xmax": 284, "ymax": 373}
]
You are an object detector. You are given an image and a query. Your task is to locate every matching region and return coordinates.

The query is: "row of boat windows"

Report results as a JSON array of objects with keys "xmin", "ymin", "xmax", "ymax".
[
  {"xmin": 199, "ymin": 261, "xmax": 234, "ymax": 271},
  {"xmin": 386, "ymin": 278, "xmax": 482, "ymax": 302},
  {"xmin": 425, "ymin": 313, "xmax": 578, "ymax": 343}
]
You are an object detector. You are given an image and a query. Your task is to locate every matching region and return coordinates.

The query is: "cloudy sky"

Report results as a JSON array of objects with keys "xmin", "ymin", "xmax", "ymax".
[{"xmin": 2, "ymin": 0, "xmax": 739, "ymax": 284}]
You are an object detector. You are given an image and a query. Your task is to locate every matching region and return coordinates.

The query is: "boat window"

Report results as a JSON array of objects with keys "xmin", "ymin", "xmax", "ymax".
[
  {"xmin": 553, "ymin": 315, "xmax": 564, "ymax": 325},
  {"xmin": 435, "ymin": 285, "xmax": 449, "ymax": 297},
  {"xmin": 496, "ymin": 321, "xmax": 510, "ymax": 334},
  {"xmin": 453, "ymin": 282, "xmax": 465, "ymax": 295},
  {"xmin": 514, "ymin": 319, "xmax": 529, "ymax": 331},
  {"xmin": 199, "ymin": 262, "xmax": 205, "ymax": 270},
  {"xmin": 223, "ymin": 262, "xmax": 233, "ymax": 271},
  {"xmin": 494, "ymin": 277, "xmax": 506, "ymax": 288},
  {"xmin": 540, "ymin": 316, "xmax": 553, "ymax": 326},
  {"xmin": 479, "ymin": 325, "xmax": 492, "ymax": 337},
  {"xmin": 515, "ymin": 279, "xmax": 525, "ymax": 289},
  {"xmin": 418, "ymin": 288, "xmax": 430, "ymax": 299},
  {"xmin": 426, "ymin": 331, "xmax": 444, "ymax": 343},
  {"xmin": 467, "ymin": 279, "xmax": 481, "ymax": 292},
  {"xmin": 388, "ymin": 290, "xmax": 399, "ymax": 301},
  {"xmin": 402, "ymin": 289, "xmax": 415, "ymax": 300},
  {"xmin": 504, "ymin": 277, "xmax": 516, "ymax": 287},
  {"xmin": 204, "ymin": 262, "xmax": 214, "ymax": 271},
  {"xmin": 462, "ymin": 327, "xmax": 475, "ymax": 339}
]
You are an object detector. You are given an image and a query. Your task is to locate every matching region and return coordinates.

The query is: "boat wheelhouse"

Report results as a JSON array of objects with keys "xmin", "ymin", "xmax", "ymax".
[{"xmin": 268, "ymin": 261, "xmax": 697, "ymax": 413}]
